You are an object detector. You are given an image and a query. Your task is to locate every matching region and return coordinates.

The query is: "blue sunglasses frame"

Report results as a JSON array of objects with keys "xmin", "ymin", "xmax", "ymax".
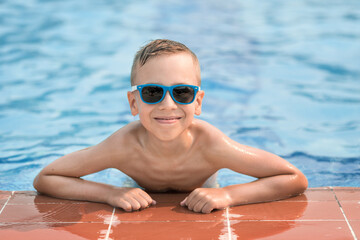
[{"xmin": 131, "ymin": 84, "xmax": 201, "ymax": 105}]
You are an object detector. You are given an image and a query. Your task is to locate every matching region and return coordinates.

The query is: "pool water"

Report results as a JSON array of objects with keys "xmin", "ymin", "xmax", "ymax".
[{"xmin": 0, "ymin": 0, "xmax": 359, "ymax": 190}]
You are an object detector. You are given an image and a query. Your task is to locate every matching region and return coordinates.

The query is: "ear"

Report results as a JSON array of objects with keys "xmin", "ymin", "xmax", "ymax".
[
  {"xmin": 194, "ymin": 90, "xmax": 205, "ymax": 116},
  {"xmin": 127, "ymin": 91, "xmax": 139, "ymax": 116}
]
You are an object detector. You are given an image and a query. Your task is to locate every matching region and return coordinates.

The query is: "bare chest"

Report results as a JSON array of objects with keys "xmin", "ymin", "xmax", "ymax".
[{"xmin": 122, "ymin": 154, "xmax": 215, "ymax": 192}]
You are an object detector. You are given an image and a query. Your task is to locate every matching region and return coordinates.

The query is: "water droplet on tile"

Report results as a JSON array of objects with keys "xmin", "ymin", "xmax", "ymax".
[
  {"xmin": 98, "ymin": 229, "xmax": 108, "ymax": 240},
  {"xmin": 228, "ymin": 213, "xmax": 244, "ymax": 218}
]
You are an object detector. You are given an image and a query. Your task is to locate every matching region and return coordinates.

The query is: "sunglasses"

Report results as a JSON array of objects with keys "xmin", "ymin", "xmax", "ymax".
[{"xmin": 131, "ymin": 84, "xmax": 200, "ymax": 105}]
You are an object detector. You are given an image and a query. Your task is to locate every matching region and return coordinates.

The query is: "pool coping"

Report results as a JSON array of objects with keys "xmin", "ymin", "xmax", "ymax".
[{"xmin": 0, "ymin": 187, "xmax": 359, "ymax": 239}]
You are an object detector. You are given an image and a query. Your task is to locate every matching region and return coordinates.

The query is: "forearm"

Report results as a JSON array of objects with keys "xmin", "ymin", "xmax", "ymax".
[
  {"xmin": 33, "ymin": 174, "xmax": 115, "ymax": 204},
  {"xmin": 224, "ymin": 172, "xmax": 308, "ymax": 206}
]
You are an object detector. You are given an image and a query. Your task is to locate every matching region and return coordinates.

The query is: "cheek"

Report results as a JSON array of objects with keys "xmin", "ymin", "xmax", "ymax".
[
  {"xmin": 137, "ymin": 104, "xmax": 154, "ymax": 125},
  {"xmin": 183, "ymin": 106, "xmax": 196, "ymax": 121},
  {"xmin": 138, "ymin": 105, "xmax": 150, "ymax": 118}
]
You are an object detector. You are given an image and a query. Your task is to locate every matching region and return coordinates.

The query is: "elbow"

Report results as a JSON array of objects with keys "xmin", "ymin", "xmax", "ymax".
[
  {"xmin": 33, "ymin": 174, "xmax": 41, "ymax": 192},
  {"xmin": 301, "ymin": 175, "xmax": 308, "ymax": 193},
  {"xmin": 33, "ymin": 173, "xmax": 46, "ymax": 194},
  {"xmin": 292, "ymin": 171, "xmax": 308, "ymax": 195}
]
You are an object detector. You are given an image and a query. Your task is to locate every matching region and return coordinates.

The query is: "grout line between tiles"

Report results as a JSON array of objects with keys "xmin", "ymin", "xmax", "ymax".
[
  {"xmin": 0, "ymin": 220, "xmax": 353, "ymax": 225},
  {"xmin": 332, "ymin": 187, "xmax": 358, "ymax": 240},
  {"xmin": 0, "ymin": 191, "xmax": 14, "ymax": 215},
  {"xmin": 7, "ymin": 202, "xmax": 98, "ymax": 205},
  {"xmin": 225, "ymin": 207, "xmax": 232, "ymax": 240},
  {"xmin": 104, "ymin": 207, "xmax": 115, "ymax": 240},
  {"xmin": 0, "ymin": 221, "xmax": 107, "ymax": 224}
]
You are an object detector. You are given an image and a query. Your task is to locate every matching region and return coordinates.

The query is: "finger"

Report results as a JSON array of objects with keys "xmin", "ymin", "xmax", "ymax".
[
  {"xmin": 184, "ymin": 189, "xmax": 201, "ymax": 207},
  {"xmin": 133, "ymin": 195, "xmax": 151, "ymax": 209},
  {"xmin": 117, "ymin": 199, "xmax": 133, "ymax": 212},
  {"xmin": 126, "ymin": 197, "xmax": 142, "ymax": 211},
  {"xmin": 201, "ymin": 202, "xmax": 214, "ymax": 214},
  {"xmin": 193, "ymin": 198, "xmax": 208, "ymax": 213},
  {"xmin": 187, "ymin": 196, "xmax": 203, "ymax": 211},
  {"xmin": 180, "ymin": 197, "xmax": 187, "ymax": 206},
  {"xmin": 126, "ymin": 189, "xmax": 151, "ymax": 209},
  {"xmin": 136, "ymin": 194, "xmax": 155, "ymax": 208},
  {"xmin": 138, "ymin": 191, "xmax": 156, "ymax": 206}
]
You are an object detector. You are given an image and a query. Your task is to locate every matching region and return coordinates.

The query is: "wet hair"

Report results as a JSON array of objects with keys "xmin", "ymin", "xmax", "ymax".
[{"xmin": 130, "ymin": 39, "xmax": 201, "ymax": 86}]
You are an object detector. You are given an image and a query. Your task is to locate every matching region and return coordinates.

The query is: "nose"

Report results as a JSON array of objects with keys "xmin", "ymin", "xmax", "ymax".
[{"xmin": 158, "ymin": 91, "xmax": 177, "ymax": 109}]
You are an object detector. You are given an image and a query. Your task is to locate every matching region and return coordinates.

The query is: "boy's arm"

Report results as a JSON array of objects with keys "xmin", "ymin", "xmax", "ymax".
[
  {"xmin": 33, "ymin": 132, "xmax": 155, "ymax": 211},
  {"xmin": 221, "ymin": 138, "xmax": 308, "ymax": 205},
  {"xmin": 182, "ymin": 129, "xmax": 308, "ymax": 213}
]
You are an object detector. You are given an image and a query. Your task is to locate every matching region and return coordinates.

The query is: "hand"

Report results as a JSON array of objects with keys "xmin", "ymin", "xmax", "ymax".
[
  {"xmin": 107, "ymin": 187, "xmax": 156, "ymax": 212},
  {"xmin": 180, "ymin": 188, "xmax": 232, "ymax": 214}
]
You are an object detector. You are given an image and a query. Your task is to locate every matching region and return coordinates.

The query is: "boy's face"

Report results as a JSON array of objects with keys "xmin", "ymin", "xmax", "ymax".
[{"xmin": 127, "ymin": 53, "xmax": 204, "ymax": 141}]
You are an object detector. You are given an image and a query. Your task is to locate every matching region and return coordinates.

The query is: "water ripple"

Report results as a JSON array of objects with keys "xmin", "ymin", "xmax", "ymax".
[
  {"xmin": 282, "ymin": 151, "xmax": 360, "ymax": 164},
  {"xmin": 1, "ymin": 0, "xmax": 360, "ymax": 190}
]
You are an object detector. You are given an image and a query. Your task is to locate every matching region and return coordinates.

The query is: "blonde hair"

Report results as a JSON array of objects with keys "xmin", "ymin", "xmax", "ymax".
[{"xmin": 130, "ymin": 39, "xmax": 200, "ymax": 86}]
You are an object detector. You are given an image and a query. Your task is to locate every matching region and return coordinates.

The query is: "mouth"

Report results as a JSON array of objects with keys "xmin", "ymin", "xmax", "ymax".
[{"xmin": 154, "ymin": 117, "xmax": 182, "ymax": 124}]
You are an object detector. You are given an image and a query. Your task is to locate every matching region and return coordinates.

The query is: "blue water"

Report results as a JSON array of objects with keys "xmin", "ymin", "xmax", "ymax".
[{"xmin": 1, "ymin": 0, "xmax": 359, "ymax": 190}]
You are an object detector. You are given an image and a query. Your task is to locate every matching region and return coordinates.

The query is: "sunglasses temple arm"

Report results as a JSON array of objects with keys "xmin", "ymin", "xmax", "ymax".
[{"xmin": 131, "ymin": 86, "xmax": 137, "ymax": 92}]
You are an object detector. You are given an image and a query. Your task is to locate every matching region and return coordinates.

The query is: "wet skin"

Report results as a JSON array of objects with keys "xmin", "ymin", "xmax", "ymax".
[{"xmin": 34, "ymin": 53, "xmax": 308, "ymax": 214}]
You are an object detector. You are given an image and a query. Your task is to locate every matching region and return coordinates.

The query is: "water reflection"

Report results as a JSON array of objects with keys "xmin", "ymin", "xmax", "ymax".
[
  {"xmin": 0, "ymin": 193, "xmax": 112, "ymax": 240},
  {"xmin": 229, "ymin": 194, "xmax": 308, "ymax": 239},
  {"xmin": 0, "ymin": 193, "xmax": 308, "ymax": 239}
]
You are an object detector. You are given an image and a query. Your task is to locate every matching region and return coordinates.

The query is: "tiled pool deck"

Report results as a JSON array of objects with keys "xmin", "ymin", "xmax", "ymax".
[{"xmin": 0, "ymin": 187, "xmax": 359, "ymax": 239}]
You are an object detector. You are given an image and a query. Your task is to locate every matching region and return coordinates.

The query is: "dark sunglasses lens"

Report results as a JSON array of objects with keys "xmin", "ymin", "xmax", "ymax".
[
  {"xmin": 141, "ymin": 86, "xmax": 164, "ymax": 103},
  {"xmin": 173, "ymin": 86, "xmax": 195, "ymax": 103}
]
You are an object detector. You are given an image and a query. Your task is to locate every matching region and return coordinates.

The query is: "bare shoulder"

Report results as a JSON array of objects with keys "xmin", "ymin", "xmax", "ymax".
[
  {"xmin": 100, "ymin": 121, "xmax": 143, "ymax": 155},
  {"xmin": 192, "ymin": 120, "xmax": 300, "ymax": 178},
  {"xmin": 192, "ymin": 119, "xmax": 260, "ymax": 154},
  {"xmin": 38, "ymin": 121, "xmax": 144, "ymax": 178},
  {"xmin": 192, "ymin": 119, "xmax": 252, "ymax": 168},
  {"xmin": 192, "ymin": 119, "xmax": 230, "ymax": 151},
  {"xmin": 192, "ymin": 119, "xmax": 225, "ymax": 138}
]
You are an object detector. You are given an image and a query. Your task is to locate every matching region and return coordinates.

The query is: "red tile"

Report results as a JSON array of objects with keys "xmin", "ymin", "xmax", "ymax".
[
  {"xmin": 278, "ymin": 193, "xmax": 309, "ymax": 202},
  {"xmin": 350, "ymin": 221, "xmax": 360, "ymax": 238},
  {"xmin": 113, "ymin": 203, "xmax": 226, "ymax": 221},
  {"xmin": 341, "ymin": 202, "xmax": 360, "ymax": 220},
  {"xmin": 278, "ymin": 189, "xmax": 336, "ymax": 202},
  {"xmin": 0, "ymin": 191, "xmax": 11, "ymax": 195},
  {"xmin": 0, "ymin": 222, "xmax": 109, "ymax": 240},
  {"xmin": 301, "ymin": 189, "xmax": 336, "ymax": 201},
  {"xmin": 8, "ymin": 191, "xmax": 80, "ymax": 205},
  {"xmin": 0, "ymin": 202, "xmax": 114, "ymax": 223},
  {"xmin": 230, "ymin": 220, "xmax": 354, "ymax": 240},
  {"xmin": 148, "ymin": 192, "xmax": 188, "ymax": 203},
  {"xmin": 228, "ymin": 201, "xmax": 344, "ymax": 220},
  {"xmin": 311, "ymin": 187, "xmax": 333, "ymax": 190},
  {"xmin": 334, "ymin": 188, "xmax": 360, "ymax": 201},
  {"xmin": 109, "ymin": 221, "xmax": 227, "ymax": 240},
  {"xmin": 0, "ymin": 192, "xmax": 12, "ymax": 204}
]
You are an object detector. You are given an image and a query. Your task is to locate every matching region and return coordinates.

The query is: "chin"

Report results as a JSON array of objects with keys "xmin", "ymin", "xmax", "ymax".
[{"xmin": 155, "ymin": 133, "xmax": 182, "ymax": 142}]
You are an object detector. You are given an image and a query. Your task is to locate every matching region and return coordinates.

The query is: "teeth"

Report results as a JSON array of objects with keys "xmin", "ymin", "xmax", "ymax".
[{"xmin": 157, "ymin": 117, "xmax": 180, "ymax": 120}]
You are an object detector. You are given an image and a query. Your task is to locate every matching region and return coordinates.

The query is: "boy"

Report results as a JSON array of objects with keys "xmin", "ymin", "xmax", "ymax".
[{"xmin": 34, "ymin": 39, "xmax": 308, "ymax": 214}]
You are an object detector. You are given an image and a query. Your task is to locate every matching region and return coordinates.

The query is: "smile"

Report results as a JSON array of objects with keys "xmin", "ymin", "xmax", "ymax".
[{"xmin": 154, "ymin": 117, "xmax": 182, "ymax": 124}]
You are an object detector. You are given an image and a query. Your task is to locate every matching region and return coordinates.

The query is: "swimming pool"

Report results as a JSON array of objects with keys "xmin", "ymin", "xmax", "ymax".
[{"xmin": 1, "ymin": 0, "xmax": 359, "ymax": 190}]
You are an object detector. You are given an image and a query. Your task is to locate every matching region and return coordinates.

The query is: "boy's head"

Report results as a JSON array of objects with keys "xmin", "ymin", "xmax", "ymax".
[
  {"xmin": 127, "ymin": 39, "xmax": 205, "ymax": 141},
  {"xmin": 131, "ymin": 39, "xmax": 201, "ymax": 86}
]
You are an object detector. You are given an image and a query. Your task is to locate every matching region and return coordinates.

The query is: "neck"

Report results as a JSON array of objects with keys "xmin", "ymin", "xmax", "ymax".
[{"xmin": 144, "ymin": 129, "xmax": 194, "ymax": 159}]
